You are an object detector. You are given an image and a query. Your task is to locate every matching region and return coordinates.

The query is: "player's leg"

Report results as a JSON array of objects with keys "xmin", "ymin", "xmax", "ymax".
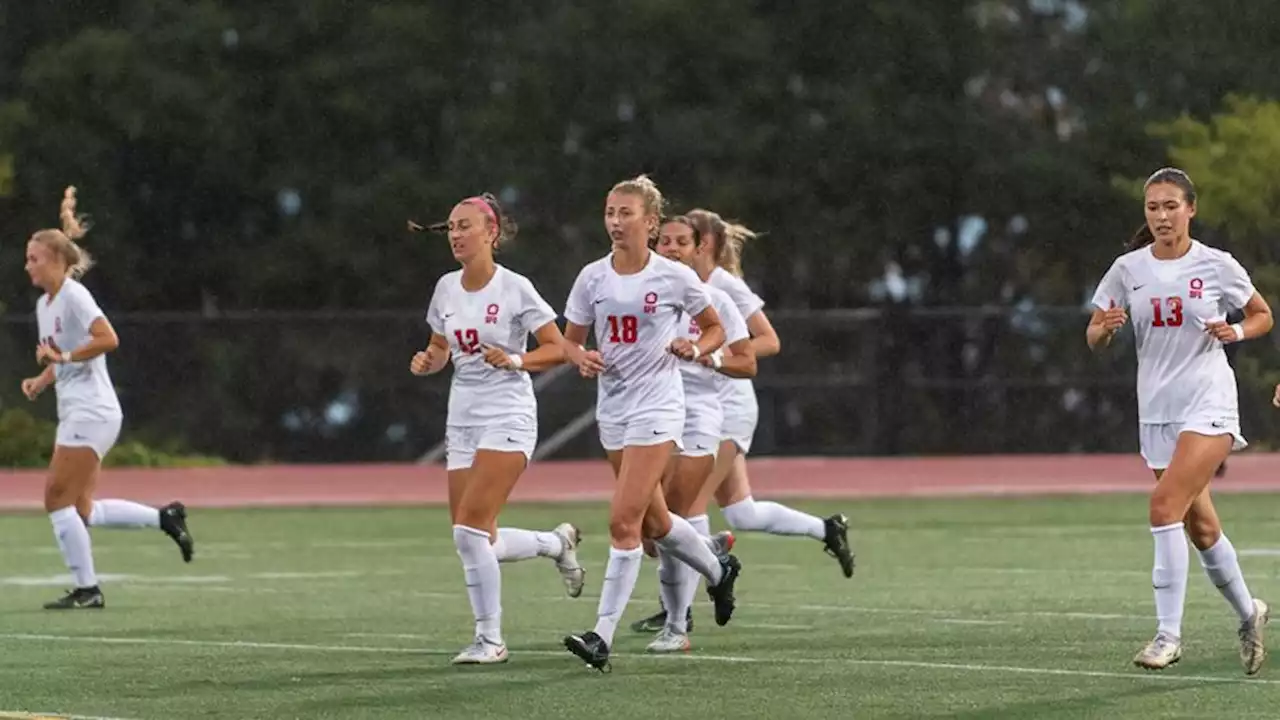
[
  {"xmin": 1186, "ymin": 481, "xmax": 1268, "ymax": 674},
  {"xmin": 482, "ymin": 425, "xmax": 585, "ymax": 596},
  {"xmin": 648, "ymin": 447, "xmax": 717, "ymax": 653},
  {"xmin": 716, "ymin": 451, "xmax": 854, "ymax": 578},
  {"xmin": 449, "ymin": 447, "xmax": 528, "ymax": 665},
  {"xmin": 1134, "ymin": 426, "xmax": 1232, "ymax": 670},
  {"xmin": 79, "ymin": 436, "xmax": 194, "ymax": 563},
  {"xmin": 44, "ymin": 423, "xmax": 107, "ymax": 610}
]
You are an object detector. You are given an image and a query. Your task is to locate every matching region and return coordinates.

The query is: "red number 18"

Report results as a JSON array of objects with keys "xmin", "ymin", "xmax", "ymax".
[
  {"xmin": 607, "ymin": 315, "xmax": 638, "ymax": 344},
  {"xmin": 1150, "ymin": 296, "xmax": 1183, "ymax": 327}
]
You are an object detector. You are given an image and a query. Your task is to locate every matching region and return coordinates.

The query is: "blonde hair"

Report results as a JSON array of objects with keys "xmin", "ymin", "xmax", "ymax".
[
  {"xmin": 30, "ymin": 186, "xmax": 94, "ymax": 279},
  {"xmin": 687, "ymin": 208, "xmax": 757, "ymax": 277},
  {"xmin": 611, "ymin": 174, "xmax": 665, "ymax": 239}
]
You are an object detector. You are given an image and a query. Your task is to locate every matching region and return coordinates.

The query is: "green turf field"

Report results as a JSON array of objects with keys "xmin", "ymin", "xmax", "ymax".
[{"xmin": 1, "ymin": 495, "xmax": 1279, "ymax": 719}]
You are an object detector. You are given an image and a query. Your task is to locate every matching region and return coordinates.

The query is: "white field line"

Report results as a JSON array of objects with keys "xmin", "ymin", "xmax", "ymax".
[{"xmin": 1, "ymin": 633, "xmax": 1275, "ymax": 687}]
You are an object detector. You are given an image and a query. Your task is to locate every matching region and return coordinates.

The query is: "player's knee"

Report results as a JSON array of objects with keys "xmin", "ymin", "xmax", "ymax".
[
  {"xmin": 1148, "ymin": 491, "xmax": 1188, "ymax": 528},
  {"xmin": 610, "ymin": 514, "xmax": 644, "ymax": 547}
]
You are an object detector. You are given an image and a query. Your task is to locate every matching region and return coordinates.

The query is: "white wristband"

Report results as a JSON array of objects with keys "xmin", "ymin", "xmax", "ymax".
[
  {"xmin": 689, "ymin": 345, "xmax": 701, "ymax": 361},
  {"xmin": 1231, "ymin": 323, "xmax": 1245, "ymax": 342},
  {"xmin": 509, "ymin": 354, "xmax": 524, "ymax": 370},
  {"xmin": 710, "ymin": 349, "xmax": 724, "ymax": 369},
  {"xmin": 61, "ymin": 351, "xmax": 71, "ymax": 364}
]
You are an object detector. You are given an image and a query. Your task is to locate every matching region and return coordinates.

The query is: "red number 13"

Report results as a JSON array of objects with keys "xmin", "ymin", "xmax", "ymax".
[
  {"xmin": 607, "ymin": 315, "xmax": 638, "ymax": 344},
  {"xmin": 453, "ymin": 329, "xmax": 481, "ymax": 353},
  {"xmin": 1150, "ymin": 296, "xmax": 1183, "ymax": 327}
]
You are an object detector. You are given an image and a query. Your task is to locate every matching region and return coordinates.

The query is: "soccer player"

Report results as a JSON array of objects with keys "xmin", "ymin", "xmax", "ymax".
[
  {"xmin": 411, "ymin": 193, "xmax": 585, "ymax": 664},
  {"xmin": 559, "ymin": 176, "xmax": 742, "ymax": 672},
  {"xmin": 1087, "ymin": 167, "xmax": 1273, "ymax": 674},
  {"xmin": 21, "ymin": 186, "xmax": 193, "ymax": 611}
]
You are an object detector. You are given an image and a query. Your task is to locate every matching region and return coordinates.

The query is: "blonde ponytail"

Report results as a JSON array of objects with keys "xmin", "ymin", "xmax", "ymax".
[{"xmin": 31, "ymin": 186, "xmax": 95, "ymax": 278}]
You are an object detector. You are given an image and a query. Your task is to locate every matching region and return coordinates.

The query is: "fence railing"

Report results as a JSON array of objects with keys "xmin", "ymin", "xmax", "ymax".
[{"xmin": 3, "ymin": 306, "xmax": 1276, "ymax": 462}]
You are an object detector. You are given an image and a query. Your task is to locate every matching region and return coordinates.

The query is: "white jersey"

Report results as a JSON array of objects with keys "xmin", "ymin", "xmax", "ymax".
[
  {"xmin": 708, "ymin": 267, "xmax": 767, "ymax": 407},
  {"xmin": 426, "ymin": 265, "xmax": 557, "ymax": 428},
  {"xmin": 1091, "ymin": 240, "xmax": 1256, "ymax": 424},
  {"xmin": 678, "ymin": 285, "xmax": 750, "ymax": 405},
  {"xmin": 35, "ymin": 279, "xmax": 122, "ymax": 423},
  {"xmin": 564, "ymin": 252, "xmax": 712, "ymax": 423}
]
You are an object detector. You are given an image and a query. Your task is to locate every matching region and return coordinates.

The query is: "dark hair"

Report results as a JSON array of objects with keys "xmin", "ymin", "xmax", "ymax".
[
  {"xmin": 407, "ymin": 192, "xmax": 519, "ymax": 252},
  {"xmin": 1127, "ymin": 167, "xmax": 1197, "ymax": 250},
  {"xmin": 654, "ymin": 215, "xmax": 702, "ymax": 249}
]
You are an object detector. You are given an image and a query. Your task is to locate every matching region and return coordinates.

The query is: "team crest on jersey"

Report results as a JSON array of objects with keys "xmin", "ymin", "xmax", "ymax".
[
  {"xmin": 53, "ymin": 317, "xmax": 62, "ymax": 334},
  {"xmin": 643, "ymin": 291, "xmax": 659, "ymax": 315},
  {"xmin": 1188, "ymin": 278, "xmax": 1203, "ymax": 299},
  {"xmin": 484, "ymin": 303, "xmax": 500, "ymax": 325}
]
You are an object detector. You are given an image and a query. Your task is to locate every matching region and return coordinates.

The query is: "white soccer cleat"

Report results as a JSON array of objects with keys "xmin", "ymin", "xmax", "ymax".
[
  {"xmin": 552, "ymin": 522, "xmax": 586, "ymax": 598},
  {"xmin": 451, "ymin": 636, "xmax": 509, "ymax": 665},
  {"xmin": 1239, "ymin": 598, "xmax": 1269, "ymax": 676},
  {"xmin": 1133, "ymin": 632, "xmax": 1182, "ymax": 670},
  {"xmin": 645, "ymin": 628, "xmax": 691, "ymax": 654}
]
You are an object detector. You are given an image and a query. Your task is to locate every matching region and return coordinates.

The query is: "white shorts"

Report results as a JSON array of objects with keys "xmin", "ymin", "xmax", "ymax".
[
  {"xmin": 681, "ymin": 399, "xmax": 722, "ymax": 458},
  {"xmin": 56, "ymin": 418, "xmax": 122, "ymax": 460},
  {"xmin": 598, "ymin": 413, "xmax": 684, "ymax": 453},
  {"xmin": 720, "ymin": 389, "xmax": 759, "ymax": 455},
  {"xmin": 445, "ymin": 422, "xmax": 537, "ymax": 471},
  {"xmin": 1139, "ymin": 417, "xmax": 1247, "ymax": 470}
]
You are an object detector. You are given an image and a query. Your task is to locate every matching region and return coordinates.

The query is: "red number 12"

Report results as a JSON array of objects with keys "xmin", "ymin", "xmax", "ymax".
[{"xmin": 453, "ymin": 329, "xmax": 481, "ymax": 353}]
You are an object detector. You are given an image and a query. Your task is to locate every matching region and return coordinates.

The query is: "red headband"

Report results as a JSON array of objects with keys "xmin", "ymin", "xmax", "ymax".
[{"xmin": 458, "ymin": 196, "xmax": 498, "ymax": 226}]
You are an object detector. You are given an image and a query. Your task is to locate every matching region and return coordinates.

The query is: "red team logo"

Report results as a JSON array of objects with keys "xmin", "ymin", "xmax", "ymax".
[
  {"xmin": 1188, "ymin": 278, "xmax": 1203, "ymax": 299},
  {"xmin": 484, "ymin": 303, "xmax": 500, "ymax": 325},
  {"xmin": 643, "ymin": 291, "xmax": 658, "ymax": 315}
]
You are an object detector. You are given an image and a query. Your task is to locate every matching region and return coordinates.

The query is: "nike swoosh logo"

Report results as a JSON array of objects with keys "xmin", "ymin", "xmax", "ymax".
[
  {"xmin": 1131, "ymin": 284, "xmax": 1146, "ymax": 291},
  {"xmin": 443, "ymin": 312, "xmax": 455, "ymax": 318},
  {"xmin": 652, "ymin": 430, "xmax": 662, "ymax": 435},
  {"xmin": 594, "ymin": 299, "xmax": 606, "ymax": 304}
]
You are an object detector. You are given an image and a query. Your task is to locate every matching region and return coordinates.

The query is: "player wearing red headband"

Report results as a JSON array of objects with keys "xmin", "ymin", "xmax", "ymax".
[{"xmin": 410, "ymin": 193, "xmax": 587, "ymax": 665}]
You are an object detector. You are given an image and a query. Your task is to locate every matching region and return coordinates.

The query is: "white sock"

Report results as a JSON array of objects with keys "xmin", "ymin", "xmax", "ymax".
[
  {"xmin": 88, "ymin": 499, "xmax": 160, "ymax": 529},
  {"xmin": 593, "ymin": 546, "xmax": 644, "ymax": 646},
  {"xmin": 721, "ymin": 496, "xmax": 825, "ymax": 540},
  {"xmin": 50, "ymin": 507, "xmax": 97, "ymax": 588},
  {"xmin": 654, "ymin": 513, "xmax": 724, "ymax": 586},
  {"xmin": 453, "ymin": 525, "xmax": 503, "ymax": 644},
  {"xmin": 1151, "ymin": 522, "xmax": 1189, "ymax": 638},
  {"xmin": 1198, "ymin": 533, "xmax": 1256, "ymax": 623},
  {"xmin": 492, "ymin": 528, "xmax": 564, "ymax": 563},
  {"xmin": 656, "ymin": 548, "xmax": 687, "ymax": 633},
  {"xmin": 688, "ymin": 514, "xmax": 711, "ymax": 537}
]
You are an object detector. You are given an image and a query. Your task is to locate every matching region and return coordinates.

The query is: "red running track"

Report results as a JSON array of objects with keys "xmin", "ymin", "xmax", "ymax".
[{"xmin": 0, "ymin": 454, "xmax": 1277, "ymax": 510}]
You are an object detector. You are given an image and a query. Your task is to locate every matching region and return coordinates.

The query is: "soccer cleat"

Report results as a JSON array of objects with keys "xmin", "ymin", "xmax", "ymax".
[
  {"xmin": 564, "ymin": 630, "xmax": 611, "ymax": 673},
  {"xmin": 822, "ymin": 514, "xmax": 855, "ymax": 578},
  {"xmin": 646, "ymin": 628, "xmax": 691, "ymax": 654},
  {"xmin": 451, "ymin": 636, "xmax": 509, "ymax": 665},
  {"xmin": 43, "ymin": 586, "xmax": 105, "ymax": 610},
  {"xmin": 552, "ymin": 523, "xmax": 586, "ymax": 599},
  {"xmin": 1133, "ymin": 632, "xmax": 1182, "ymax": 670},
  {"xmin": 1239, "ymin": 598, "xmax": 1270, "ymax": 675},
  {"xmin": 706, "ymin": 554, "xmax": 742, "ymax": 626},
  {"xmin": 631, "ymin": 605, "xmax": 694, "ymax": 634},
  {"xmin": 159, "ymin": 501, "xmax": 195, "ymax": 563},
  {"xmin": 711, "ymin": 530, "xmax": 735, "ymax": 555}
]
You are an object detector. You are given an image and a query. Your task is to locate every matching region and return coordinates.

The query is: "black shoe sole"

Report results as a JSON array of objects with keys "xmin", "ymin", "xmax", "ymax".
[
  {"xmin": 708, "ymin": 555, "xmax": 741, "ymax": 627},
  {"xmin": 563, "ymin": 635, "xmax": 611, "ymax": 673},
  {"xmin": 825, "ymin": 515, "xmax": 855, "ymax": 578}
]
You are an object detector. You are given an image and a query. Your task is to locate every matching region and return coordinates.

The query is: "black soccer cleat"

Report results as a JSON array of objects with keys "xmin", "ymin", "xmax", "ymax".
[
  {"xmin": 43, "ymin": 586, "xmax": 105, "ymax": 610},
  {"xmin": 564, "ymin": 631, "xmax": 611, "ymax": 673},
  {"xmin": 706, "ymin": 554, "xmax": 741, "ymax": 627},
  {"xmin": 630, "ymin": 605, "xmax": 694, "ymax": 634},
  {"xmin": 823, "ymin": 513, "xmax": 855, "ymax": 578},
  {"xmin": 159, "ymin": 501, "xmax": 194, "ymax": 563}
]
